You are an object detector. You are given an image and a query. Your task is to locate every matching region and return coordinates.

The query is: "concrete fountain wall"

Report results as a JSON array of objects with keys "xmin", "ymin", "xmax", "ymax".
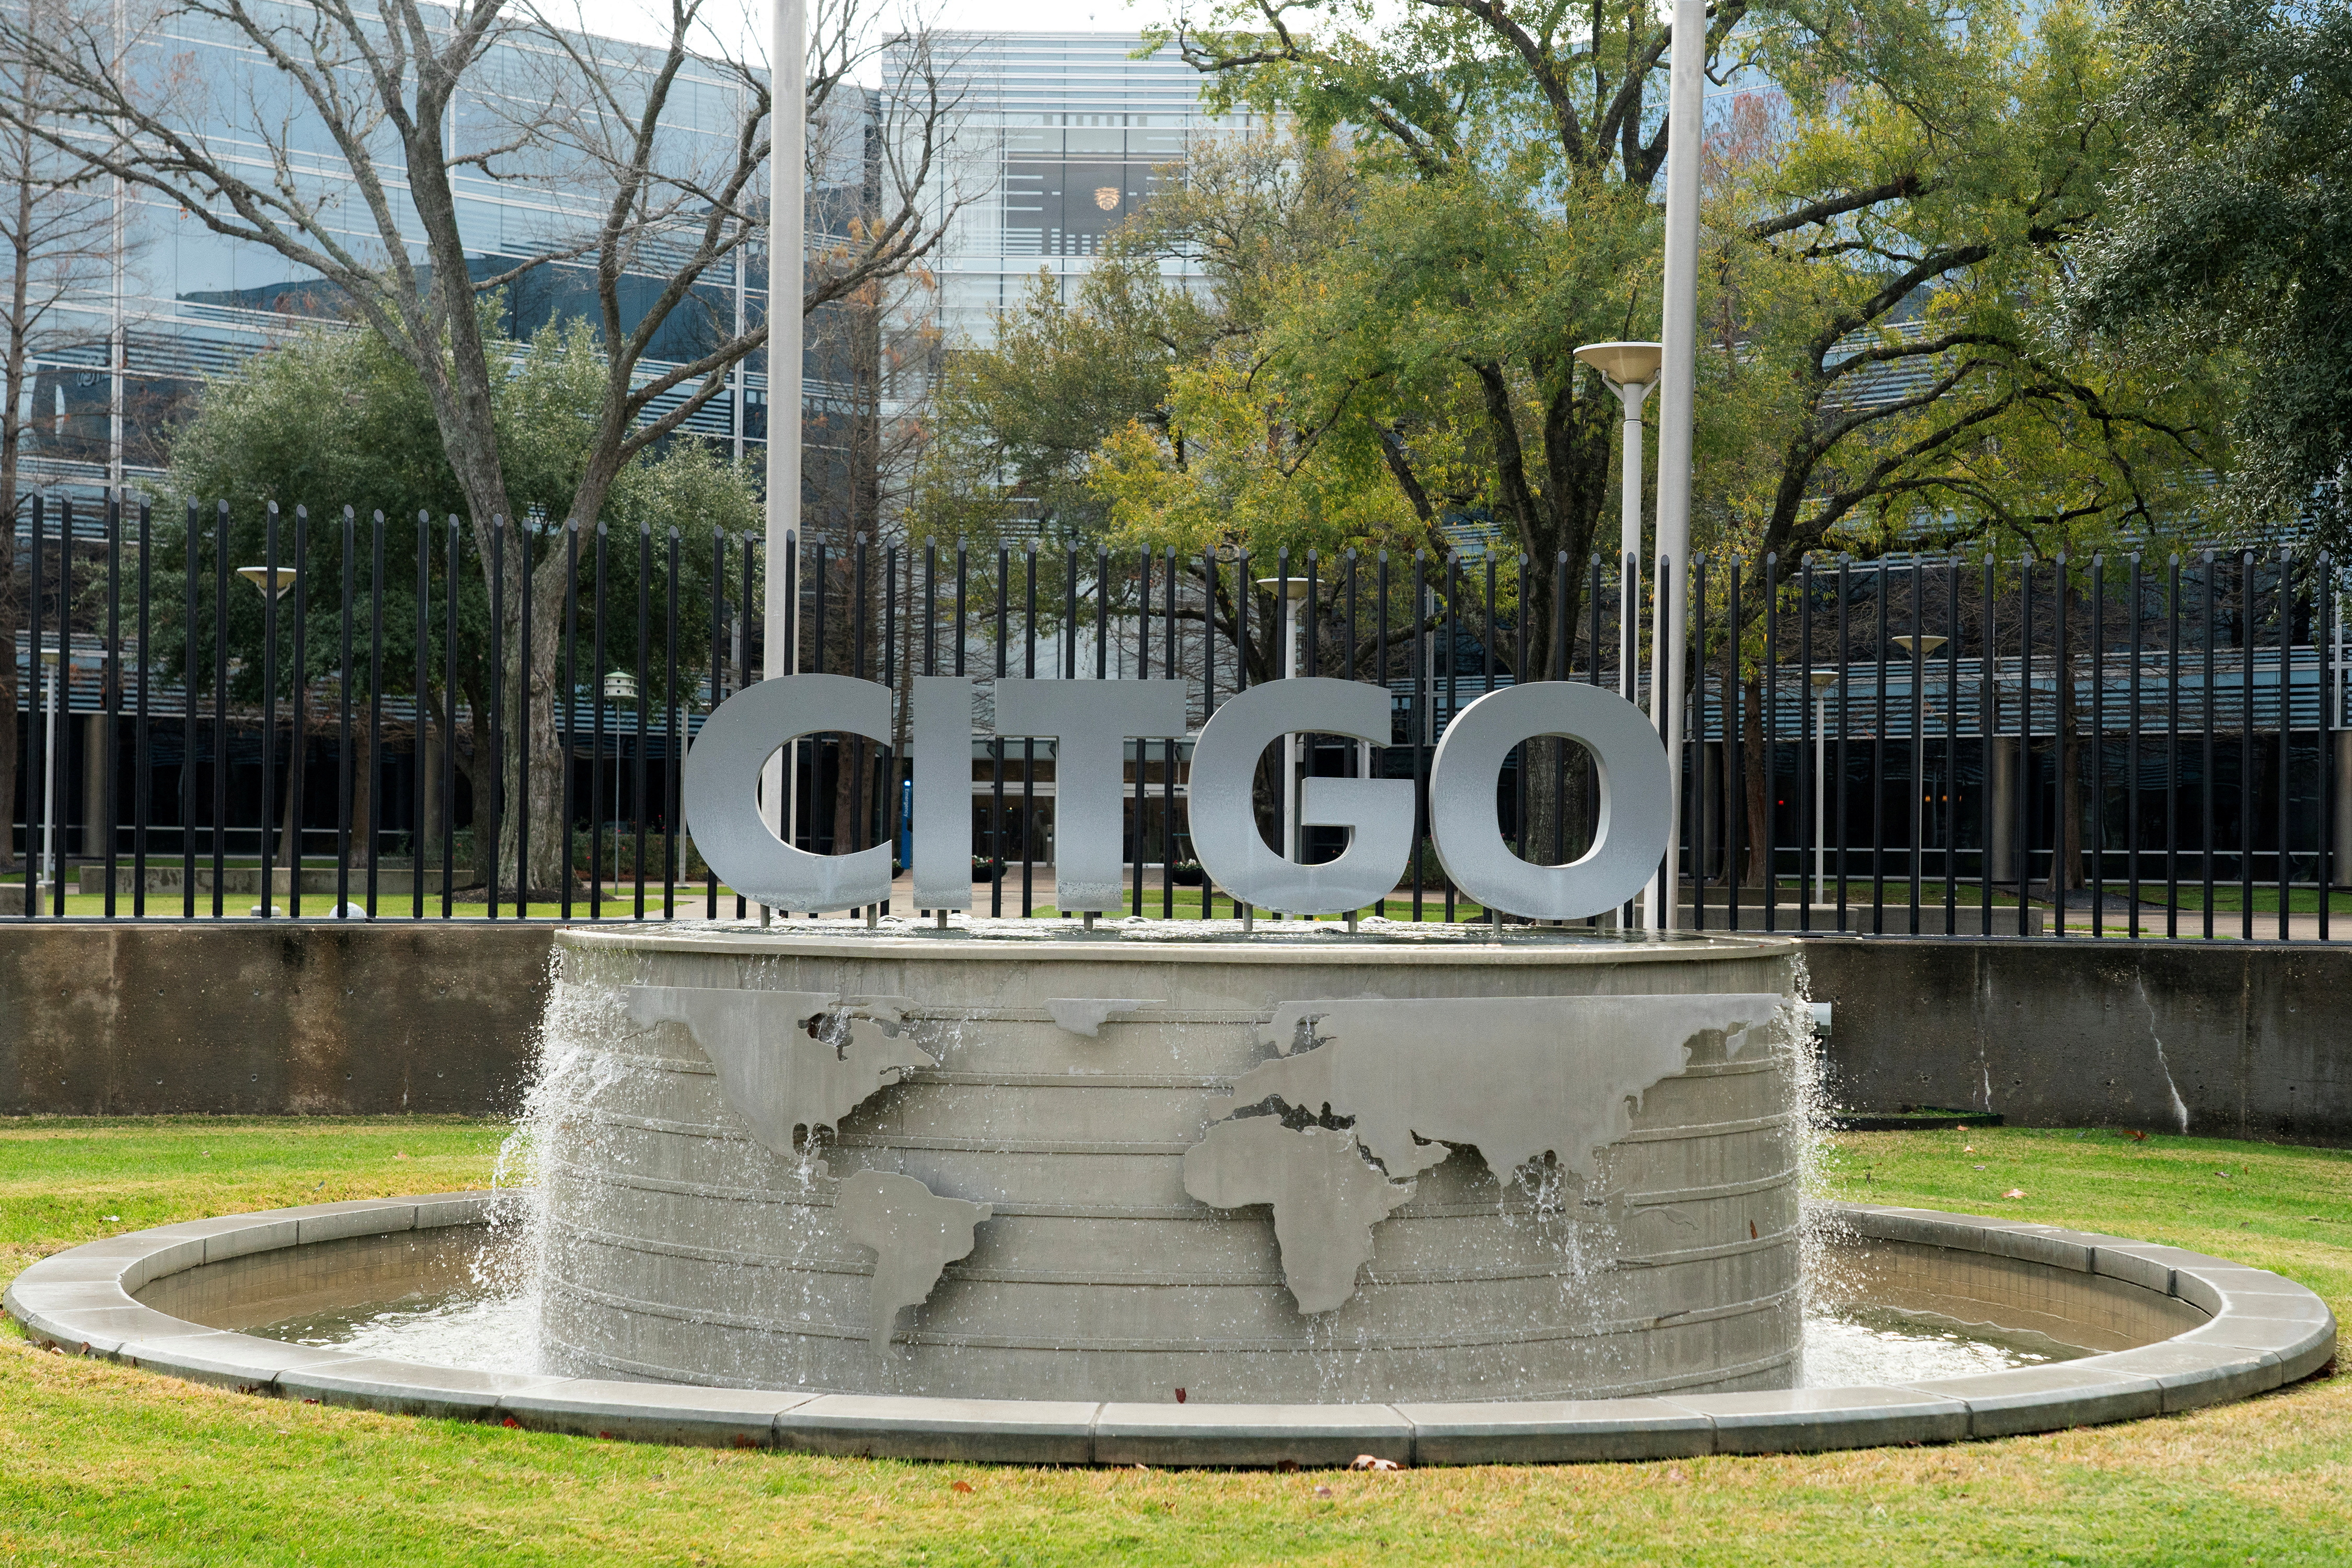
[{"xmin": 532, "ymin": 922, "xmax": 1804, "ymax": 1404}]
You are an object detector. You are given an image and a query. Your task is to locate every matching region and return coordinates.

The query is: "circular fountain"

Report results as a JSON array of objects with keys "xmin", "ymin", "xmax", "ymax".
[
  {"xmin": 528, "ymin": 919, "xmax": 1807, "ymax": 1404},
  {"xmin": 6, "ymin": 658, "xmax": 2338, "ymax": 1460}
]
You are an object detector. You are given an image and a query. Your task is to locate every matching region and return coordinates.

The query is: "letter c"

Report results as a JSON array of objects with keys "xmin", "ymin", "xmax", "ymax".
[
  {"xmin": 1427, "ymin": 682, "xmax": 1671, "ymax": 920},
  {"xmin": 683, "ymin": 674, "xmax": 894, "ymax": 912}
]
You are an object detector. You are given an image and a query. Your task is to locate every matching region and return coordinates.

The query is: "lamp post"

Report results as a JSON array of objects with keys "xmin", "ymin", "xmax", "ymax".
[
  {"xmin": 1254, "ymin": 575, "xmax": 1311, "ymax": 883},
  {"xmin": 604, "ymin": 672, "xmax": 640, "ymax": 845},
  {"xmin": 37, "ymin": 644, "xmax": 61, "ymax": 899},
  {"xmin": 1574, "ymin": 340, "xmax": 1664, "ymax": 930},
  {"xmin": 1571, "ymin": 342, "xmax": 1663, "ymax": 707},
  {"xmin": 238, "ymin": 565, "xmax": 301, "ymax": 915},
  {"xmin": 1892, "ymin": 634, "xmax": 1947, "ymax": 887},
  {"xmin": 1811, "ymin": 668, "xmax": 1840, "ymax": 908}
]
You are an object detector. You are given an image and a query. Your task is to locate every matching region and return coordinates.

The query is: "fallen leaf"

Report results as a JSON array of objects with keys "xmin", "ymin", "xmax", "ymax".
[
  {"xmin": 393, "ymin": 1152, "xmax": 410, "ymax": 1161},
  {"xmin": 1668, "ymin": 1468, "xmax": 1688, "ymax": 1482},
  {"xmin": 1962, "ymin": 1146, "xmax": 1975, "ymax": 1155},
  {"xmin": 1350, "ymin": 1455, "xmax": 1400, "ymax": 1471},
  {"xmin": 501, "ymin": 1416, "xmax": 521, "ymax": 1429},
  {"xmin": 1313, "ymin": 1485, "xmax": 1335, "ymax": 1498},
  {"xmin": 950, "ymin": 1480, "xmax": 974, "ymax": 1494},
  {"xmin": 2125, "ymin": 1129, "xmax": 2149, "ymax": 1142},
  {"xmin": 2003, "ymin": 1189, "xmax": 2026, "ymax": 1200},
  {"xmin": 1174, "ymin": 1387, "xmax": 1187, "ymax": 1403}
]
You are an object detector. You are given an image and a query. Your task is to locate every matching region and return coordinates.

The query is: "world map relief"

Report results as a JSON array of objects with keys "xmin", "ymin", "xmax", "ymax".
[{"xmin": 634, "ymin": 984, "xmax": 1788, "ymax": 1342}]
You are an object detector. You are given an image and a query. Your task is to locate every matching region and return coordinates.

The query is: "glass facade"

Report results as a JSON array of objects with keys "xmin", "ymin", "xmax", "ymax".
[
  {"xmin": 14, "ymin": 3, "xmax": 781, "ymax": 508},
  {"xmin": 906, "ymin": 32, "xmax": 1261, "ymax": 349},
  {"xmin": 13, "ymin": 22, "xmax": 1255, "ymax": 520}
]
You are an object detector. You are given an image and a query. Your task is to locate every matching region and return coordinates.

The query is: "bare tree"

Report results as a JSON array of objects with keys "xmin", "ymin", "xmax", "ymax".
[
  {"xmin": 0, "ymin": 0, "xmax": 974, "ymax": 891},
  {"xmin": 494, "ymin": 1, "xmax": 975, "ymax": 889},
  {"xmin": 0, "ymin": 0, "xmax": 116, "ymax": 873}
]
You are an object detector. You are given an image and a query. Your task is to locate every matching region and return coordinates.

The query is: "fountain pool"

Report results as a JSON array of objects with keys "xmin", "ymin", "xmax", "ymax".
[{"xmin": 6, "ymin": 917, "xmax": 2331, "ymax": 1465}]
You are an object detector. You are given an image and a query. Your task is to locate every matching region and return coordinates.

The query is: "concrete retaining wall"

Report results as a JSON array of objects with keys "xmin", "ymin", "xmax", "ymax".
[
  {"xmin": 2, "ymin": 924, "xmax": 2346, "ymax": 1145},
  {"xmin": 1802, "ymin": 940, "xmax": 2352, "ymax": 1145},
  {"xmin": 0, "ymin": 923, "xmax": 554, "ymax": 1116}
]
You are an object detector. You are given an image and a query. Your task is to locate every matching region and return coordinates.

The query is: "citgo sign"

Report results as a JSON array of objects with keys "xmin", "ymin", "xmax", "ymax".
[{"xmin": 683, "ymin": 676, "xmax": 1673, "ymax": 921}]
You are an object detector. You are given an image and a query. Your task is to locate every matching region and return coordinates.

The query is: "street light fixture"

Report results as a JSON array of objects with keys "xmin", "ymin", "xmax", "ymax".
[{"xmin": 236, "ymin": 566, "xmax": 299, "ymax": 600}]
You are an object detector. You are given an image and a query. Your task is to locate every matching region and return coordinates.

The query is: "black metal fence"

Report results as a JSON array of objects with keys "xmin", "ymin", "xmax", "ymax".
[{"xmin": 8, "ymin": 490, "xmax": 2346, "ymax": 938}]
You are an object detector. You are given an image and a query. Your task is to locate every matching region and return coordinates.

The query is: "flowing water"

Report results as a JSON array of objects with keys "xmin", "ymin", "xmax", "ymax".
[
  {"xmin": 249, "ymin": 1264, "xmax": 2084, "ymax": 1392},
  {"xmin": 390, "ymin": 925, "xmax": 2071, "ymax": 1404}
]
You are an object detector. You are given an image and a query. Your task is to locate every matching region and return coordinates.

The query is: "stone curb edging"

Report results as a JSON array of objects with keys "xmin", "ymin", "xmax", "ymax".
[{"xmin": 5, "ymin": 1194, "xmax": 2335, "ymax": 1467}]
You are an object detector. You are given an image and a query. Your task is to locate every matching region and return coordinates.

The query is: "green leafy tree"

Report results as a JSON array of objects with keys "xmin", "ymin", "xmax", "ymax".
[
  {"xmin": 2066, "ymin": 0, "xmax": 2351, "ymax": 540},
  {"xmin": 909, "ymin": 135, "xmax": 1407, "ymax": 678},
  {"xmin": 157, "ymin": 316, "xmax": 757, "ymax": 885},
  {"xmin": 1694, "ymin": 0, "xmax": 2220, "ymax": 569}
]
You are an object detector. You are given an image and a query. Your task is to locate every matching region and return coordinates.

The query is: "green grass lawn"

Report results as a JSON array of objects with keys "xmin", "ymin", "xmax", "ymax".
[
  {"xmin": 20, "ymin": 889, "xmax": 1505, "ymax": 923},
  {"xmin": 2159, "ymin": 884, "xmax": 2352, "ymax": 916},
  {"xmin": 2, "ymin": 1119, "xmax": 2348, "ymax": 1565}
]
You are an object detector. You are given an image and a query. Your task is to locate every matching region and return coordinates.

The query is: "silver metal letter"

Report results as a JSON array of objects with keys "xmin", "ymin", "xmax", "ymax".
[
  {"xmin": 1187, "ymin": 678, "xmax": 1413, "ymax": 914},
  {"xmin": 1427, "ymin": 682, "xmax": 1671, "ymax": 920},
  {"xmin": 682, "ymin": 674, "xmax": 895, "ymax": 912},
  {"xmin": 993, "ymin": 679, "xmax": 1190, "ymax": 913},
  {"xmin": 910, "ymin": 676, "xmax": 974, "ymax": 910}
]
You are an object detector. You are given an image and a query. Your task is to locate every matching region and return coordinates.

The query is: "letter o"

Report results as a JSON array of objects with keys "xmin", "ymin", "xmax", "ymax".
[{"xmin": 1426, "ymin": 683, "xmax": 1671, "ymax": 921}]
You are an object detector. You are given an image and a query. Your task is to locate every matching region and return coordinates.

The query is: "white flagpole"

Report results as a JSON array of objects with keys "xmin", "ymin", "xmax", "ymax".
[
  {"xmin": 1650, "ymin": 0, "xmax": 1705, "ymax": 932},
  {"xmin": 762, "ymin": 0, "xmax": 805, "ymax": 918}
]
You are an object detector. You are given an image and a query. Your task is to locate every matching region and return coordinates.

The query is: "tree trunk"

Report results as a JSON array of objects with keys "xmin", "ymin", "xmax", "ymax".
[
  {"xmin": 495, "ymin": 540, "xmax": 577, "ymax": 898},
  {"xmin": 350, "ymin": 718, "xmax": 374, "ymax": 876},
  {"xmin": 831, "ymin": 737, "xmax": 860, "ymax": 862},
  {"xmin": 1524, "ymin": 737, "xmax": 1563, "ymax": 866}
]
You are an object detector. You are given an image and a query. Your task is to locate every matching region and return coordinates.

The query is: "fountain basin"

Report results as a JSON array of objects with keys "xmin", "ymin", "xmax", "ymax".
[
  {"xmin": 5, "ymin": 1193, "xmax": 2330, "ymax": 1463},
  {"xmin": 536, "ymin": 921, "xmax": 1804, "ymax": 1403}
]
